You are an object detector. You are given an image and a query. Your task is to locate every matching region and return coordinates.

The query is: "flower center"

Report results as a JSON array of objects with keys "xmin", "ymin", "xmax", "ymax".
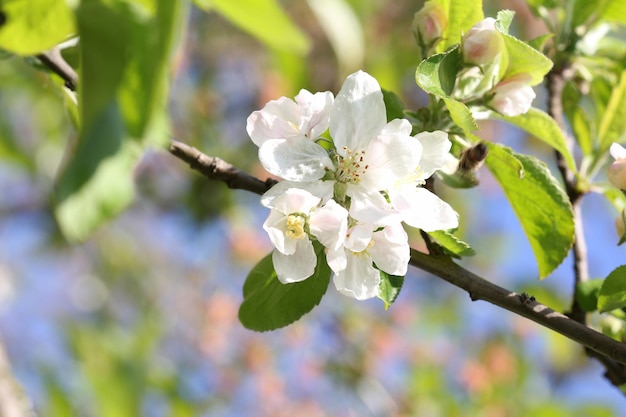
[
  {"xmin": 335, "ymin": 147, "xmax": 369, "ymax": 184},
  {"xmin": 285, "ymin": 214, "xmax": 307, "ymax": 239}
]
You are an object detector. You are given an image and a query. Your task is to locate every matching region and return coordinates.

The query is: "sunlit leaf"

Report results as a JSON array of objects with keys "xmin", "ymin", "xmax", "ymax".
[
  {"xmin": 427, "ymin": 230, "xmax": 475, "ymax": 257},
  {"xmin": 599, "ymin": 266, "xmax": 626, "ymax": 313},
  {"xmin": 490, "ymin": 108, "xmax": 576, "ymax": 172},
  {"xmin": 416, "ymin": 45, "xmax": 462, "ymax": 97},
  {"xmin": 430, "ymin": 0, "xmax": 483, "ymax": 53},
  {"xmin": 199, "ymin": 0, "xmax": 310, "ymax": 54},
  {"xmin": 598, "ymin": 70, "xmax": 626, "ymax": 154},
  {"xmin": 0, "ymin": 0, "xmax": 75, "ymax": 55},
  {"xmin": 239, "ymin": 244, "xmax": 331, "ymax": 331},
  {"xmin": 382, "ymin": 89, "xmax": 405, "ymax": 122},
  {"xmin": 499, "ymin": 28, "xmax": 553, "ymax": 85},
  {"xmin": 485, "ymin": 144, "xmax": 574, "ymax": 278},
  {"xmin": 602, "ymin": 0, "xmax": 626, "ymax": 24},
  {"xmin": 444, "ymin": 98, "xmax": 478, "ymax": 132}
]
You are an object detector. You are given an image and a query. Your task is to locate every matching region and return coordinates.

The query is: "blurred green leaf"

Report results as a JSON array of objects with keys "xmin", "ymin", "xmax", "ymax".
[
  {"xmin": 239, "ymin": 244, "xmax": 331, "ymax": 331},
  {"xmin": 491, "ymin": 108, "xmax": 576, "ymax": 172},
  {"xmin": 527, "ymin": 33, "xmax": 554, "ymax": 52},
  {"xmin": 598, "ymin": 70, "xmax": 626, "ymax": 154},
  {"xmin": 54, "ymin": 0, "xmax": 183, "ymax": 241},
  {"xmin": 562, "ymin": 82, "xmax": 593, "ymax": 156},
  {"xmin": 378, "ymin": 271, "xmax": 403, "ymax": 309},
  {"xmin": 485, "ymin": 144, "xmax": 574, "ymax": 279},
  {"xmin": 0, "ymin": 0, "xmax": 75, "ymax": 55},
  {"xmin": 576, "ymin": 278, "xmax": 603, "ymax": 312},
  {"xmin": 599, "ymin": 265, "xmax": 626, "ymax": 313},
  {"xmin": 199, "ymin": 0, "xmax": 310, "ymax": 54},
  {"xmin": 431, "ymin": 0, "xmax": 483, "ymax": 53},
  {"xmin": 427, "ymin": 229, "xmax": 476, "ymax": 257},
  {"xmin": 602, "ymin": 0, "xmax": 626, "ymax": 24}
]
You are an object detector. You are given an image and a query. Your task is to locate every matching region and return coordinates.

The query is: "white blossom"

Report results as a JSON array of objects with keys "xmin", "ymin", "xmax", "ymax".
[
  {"xmin": 462, "ymin": 17, "xmax": 504, "ymax": 66},
  {"xmin": 488, "ymin": 74, "xmax": 536, "ymax": 116},
  {"xmin": 608, "ymin": 143, "xmax": 626, "ymax": 190}
]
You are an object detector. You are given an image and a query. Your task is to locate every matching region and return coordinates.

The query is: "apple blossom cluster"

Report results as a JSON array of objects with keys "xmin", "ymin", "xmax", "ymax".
[
  {"xmin": 413, "ymin": 2, "xmax": 537, "ymax": 117},
  {"xmin": 247, "ymin": 71, "xmax": 458, "ymax": 300}
]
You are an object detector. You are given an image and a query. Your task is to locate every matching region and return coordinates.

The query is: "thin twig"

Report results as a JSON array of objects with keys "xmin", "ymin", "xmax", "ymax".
[
  {"xmin": 169, "ymin": 140, "xmax": 277, "ymax": 194},
  {"xmin": 36, "ymin": 48, "xmax": 78, "ymax": 91}
]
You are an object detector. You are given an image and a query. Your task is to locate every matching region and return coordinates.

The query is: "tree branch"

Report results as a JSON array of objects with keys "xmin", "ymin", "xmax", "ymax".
[{"xmin": 36, "ymin": 48, "xmax": 78, "ymax": 91}]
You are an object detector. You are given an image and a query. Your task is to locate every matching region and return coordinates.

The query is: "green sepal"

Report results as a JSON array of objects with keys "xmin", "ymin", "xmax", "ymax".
[
  {"xmin": 239, "ymin": 243, "xmax": 331, "ymax": 331},
  {"xmin": 382, "ymin": 89, "xmax": 405, "ymax": 122}
]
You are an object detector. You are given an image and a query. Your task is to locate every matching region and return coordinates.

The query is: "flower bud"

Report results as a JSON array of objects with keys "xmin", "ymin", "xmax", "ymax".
[
  {"xmin": 462, "ymin": 18, "xmax": 504, "ymax": 66},
  {"xmin": 608, "ymin": 143, "xmax": 626, "ymax": 190},
  {"xmin": 412, "ymin": 2, "xmax": 447, "ymax": 50},
  {"xmin": 488, "ymin": 73, "xmax": 535, "ymax": 116}
]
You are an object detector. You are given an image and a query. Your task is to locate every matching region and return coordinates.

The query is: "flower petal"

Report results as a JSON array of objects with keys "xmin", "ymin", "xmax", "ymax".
[
  {"xmin": 369, "ymin": 224, "xmax": 409, "ymax": 276},
  {"xmin": 359, "ymin": 119, "xmax": 422, "ymax": 190},
  {"xmin": 347, "ymin": 186, "xmax": 400, "ymax": 225},
  {"xmin": 333, "ymin": 253, "xmax": 380, "ymax": 300},
  {"xmin": 258, "ymin": 138, "xmax": 334, "ymax": 181},
  {"xmin": 345, "ymin": 223, "xmax": 374, "ymax": 252},
  {"xmin": 295, "ymin": 90, "xmax": 334, "ymax": 139},
  {"xmin": 263, "ymin": 210, "xmax": 289, "ymax": 253},
  {"xmin": 413, "ymin": 130, "xmax": 451, "ymax": 179},
  {"xmin": 246, "ymin": 97, "xmax": 301, "ymax": 146},
  {"xmin": 271, "ymin": 188, "xmax": 321, "ymax": 215},
  {"xmin": 309, "ymin": 200, "xmax": 348, "ymax": 251},
  {"xmin": 395, "ymin": 187, "xmax": 458, "ymax": 231},
  {"xmin": 261, "ymin": 180, "xmax": 335, "ymax": 208},
  {"xmin": 610, "ymin": 143, "xmax": 626, "ymax": 161},
  {"xmin": 330, "ymin": 71, "xmax": 386, "ymax": 153},
  {"xmin": 273, "ymin": 238, "xmax": 317, "ymax": 283}
]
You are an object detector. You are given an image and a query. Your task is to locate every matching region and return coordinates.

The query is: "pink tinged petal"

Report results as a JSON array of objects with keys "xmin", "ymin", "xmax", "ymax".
[
  {"xmin": 489, "ymin": 75, "xmax": 535, "ymax": 117},
  {"xmin": 333, "ymin": 253, "xmax": 380, "ymax": 300},
  {"xmin": 610, "ymin": 143, "xmax": 626, "ymax": 160},
  {"xmin": 413, "ymin": 130, "xmax": 452, "ymax": 178},
  {"xmin": 359, "ymin": 120, "xmax": 423, "ymax": 190},
  {"xmin": 258, "ymin": 138, "xmax": 334, "ymax": 182},
  {"xmin": 462, "ymin": 18, "xmax": 503, "ymax": 66},
  {"xmin": 295, "ymin": 90, "xmax": 334, "ymax": 139},
  {"xmin": 397, "ymin": 187, "xmax": 459, "ymax": 231},
  {"xmin": 608, "ymin": 160, "xmax": 626, "ymax": 190},
  {"xmin": 345, "ymin": 223, "xmax": 374, "ymax": 252},
  {"xmin": 271, "ymin": 188, "xmax": 321, "ymax": 214},
  {"xmin": 246, "ymin": 97, "xmax": 302, "ymax": 146},
  {"xmin": 330, "ymin": 71, "xmax": 386, "ymax": 153},
  {"xmin": 369, "ymin": 224, "xmax": 410, "ymax": 276},
  {"xmin": 273, "ymin": 238, "xmax": 317, "ymax": 283},
  {"xmin": 309, "ymin": 200, "xmax": 348, "ymax": 251}
]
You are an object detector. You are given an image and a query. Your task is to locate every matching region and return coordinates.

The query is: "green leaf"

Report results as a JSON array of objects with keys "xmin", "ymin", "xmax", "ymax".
[
  {"xmin": 416, "ymin": 45, "xmax": 462, "ymax": 97},
  {"xmin": 430, "ymin": 0, "xmax": 483, "ymax": 53},
  {"xmin": 599, "ymin": 265, "xmax": 626, "ymax": 313},
  {"xmin": 576, "ymin": 279, "xmax": 604, "ymax": 312},
  {"xmin": 598, "ymin": 70, "xmax": 626, "ymax": 154},
  {"xmin": 427, "ymin": 230, "xmax": 475, "ymax": 257},
  {"xmin": 0, "ymin": 0, "xmax": 75, "ymax": 55},
  {"xmin": 485, "ymin": 144, "xmax": 574, "ymax": 278},
  {"xmin": 443, "ymin": 98, "xmax": 478, "ymax": 132},
  {"xmin": 527, "ymin": 33, "xmax": 553, "ymax": 52},
  {"xmin": 378, "ymin": 271, "xmax": 404, "ymax": 310},
  {"xmin": 239, "ymin": 244, "xmax": 331, "ymax": 331},
  {"xmin": 382, "ymin": 89, "xmax": 405, "ymax": 122},
  {"xmin": 602, "ymin": 0, "xmax": 626, "ymax": 24},
  {"xmin": 499, "ymin": 28, "xmax": 553, "ymax": 85},
  {"xmin": 53, "ymin": 0, "xmax": 183, "ymax": 241},
  {"xmin": 495, "ymin": 9, "xmax": 514, "ymax": 33},
  {"xmin": 201, "ymin": 0, "xmax": 310, "ymax": 54},
  {"xmin": 490, "ymin": 108, "xmax": 576, "ymax": 172},
  {"xmin": 54, "ymin": 106, "xmax": 141, "ymax": 242}
]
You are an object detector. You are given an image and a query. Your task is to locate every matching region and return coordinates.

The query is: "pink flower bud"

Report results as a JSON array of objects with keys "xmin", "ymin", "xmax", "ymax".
[
  {"xmin": 488, "ymin": 74, "xmax": 535, "ymax": 116},
  {"xmin": 412, "ymin": 2, "xmax": 447, "ymax": 48},
  {"xmin": 608, "ymin": 143, "xmax": 626, "ymax": 190},
  {"xmin": 462, "ymin": 18, "xmax": 504, "ymax": 66}
]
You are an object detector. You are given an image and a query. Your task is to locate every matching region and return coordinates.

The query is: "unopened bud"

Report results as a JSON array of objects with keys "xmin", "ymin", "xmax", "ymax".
[
  {"xmin": 462, "ymin": 18, "xmax": 504, "ymax": 66},
  {"xmin": 608, "ymin": 143, "xmax": 626, "ymax": 190},
  {"xmin": 412, "ymin": 2, "xmax": 447, "ymax": 52},
  {"xmin": 488, "ymin": 73, "xmax": 535, "ymax": 116}
]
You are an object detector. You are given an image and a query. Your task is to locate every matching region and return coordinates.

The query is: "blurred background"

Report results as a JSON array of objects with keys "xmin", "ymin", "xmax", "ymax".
[{"xmin": 1, "ymin": 0, "xmax": 626, "ymax": 415}]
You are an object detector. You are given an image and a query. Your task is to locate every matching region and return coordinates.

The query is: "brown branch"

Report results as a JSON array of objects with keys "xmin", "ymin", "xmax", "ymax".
[
  {"xmin": 546, "ymin": 69, "xmax": 589, "ymax": 323},
  {"xmin": 169, "ymin": 140, "xmax": 277, "ymax": 194},
  {"xmin": 36, "ymin": 47, "xmax": 78, "ymax": 91}
]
